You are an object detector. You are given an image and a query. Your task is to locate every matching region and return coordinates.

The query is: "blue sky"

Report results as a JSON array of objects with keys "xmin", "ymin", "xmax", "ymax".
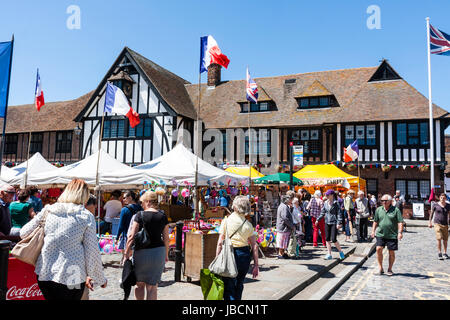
[{"xmin": 1, "ymin": 0, "xmax": 450, "ymax": 130}]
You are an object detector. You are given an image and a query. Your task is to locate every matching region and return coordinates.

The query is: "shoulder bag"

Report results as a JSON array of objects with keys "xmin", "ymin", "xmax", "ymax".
[
  {"xmin": 133, "ymin": 211, "xmax": 153, "ymax": 250},
  {"xmin": 208, "ymin": 218, "xmax": 247, "ymax": 278},
  {"xmin": 11, "ymin": 209, "xmax": 50, "ymax": 266}
]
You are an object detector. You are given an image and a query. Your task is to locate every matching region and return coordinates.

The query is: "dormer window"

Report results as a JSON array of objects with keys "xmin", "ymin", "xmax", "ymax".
[
  {"xmin": 239, "ymin": 101, "xmax": 277, "ymax": 113},
  {"xmin": 297, "ymin": 95, "xmax": 335, "ymax": 109}
]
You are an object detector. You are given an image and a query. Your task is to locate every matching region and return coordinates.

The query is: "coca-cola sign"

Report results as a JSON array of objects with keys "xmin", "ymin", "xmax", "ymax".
[
  {"xmin": 7, "ymin": 257, "xmax": 45, "ymax": 300},
  {"xmin": 6, "ymin": 283, "xmax": 43, "ymax": 300}
]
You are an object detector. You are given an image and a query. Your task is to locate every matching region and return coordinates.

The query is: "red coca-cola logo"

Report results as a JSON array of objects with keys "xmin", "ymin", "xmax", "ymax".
[{"xmin": 6, "ymin": 283, "xmax": 43, "ymax": 300}]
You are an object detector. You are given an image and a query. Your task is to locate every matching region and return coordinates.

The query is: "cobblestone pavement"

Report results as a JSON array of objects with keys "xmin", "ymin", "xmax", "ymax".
[
  {"xmin": 330, "ymin": 226, "xmax": 450, "ymax": 300},
  {"xmin": 89, "ymin": 232, "xmax": 358, "ymax": 300}
]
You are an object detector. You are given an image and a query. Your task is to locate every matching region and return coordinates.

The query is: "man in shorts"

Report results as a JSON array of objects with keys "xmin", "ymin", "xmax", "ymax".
[
  {"xmin": 371, "ymin": 194, "xmax": 404, "ymax": 276},
  {"xmin": 428, "ymin": 193, "xmax": 450, "ymax": 260}
]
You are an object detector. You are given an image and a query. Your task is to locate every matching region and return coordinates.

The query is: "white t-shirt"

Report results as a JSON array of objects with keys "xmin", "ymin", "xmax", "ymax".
[{"xmin": 104, "ymin": 199, "xmax": 123, "ymax": 223}]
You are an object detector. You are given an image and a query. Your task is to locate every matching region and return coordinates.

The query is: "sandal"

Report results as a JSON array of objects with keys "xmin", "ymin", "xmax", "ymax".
[
  {"xmin": 374, "ymin": 269, "xmax": 384, "ymax": 275},
  {"xmin": 386, "ymin": 270, "xmax": 394, "ymax": 276}
]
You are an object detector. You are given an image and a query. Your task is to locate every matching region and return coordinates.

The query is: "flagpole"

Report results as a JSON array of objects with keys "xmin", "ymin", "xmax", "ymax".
[
  {"xmin": 426, "ymin": 17, "xmax": 435, "ymax": 196},
  {"xmin": 248, "ymin": 100, "xmax": 251, "ymax": 185},
  {"xmin": 357, "ymin": 158, "xmax": 361, "ymax": 191},
  {"xmin": 24, "ymin": 68, "xmax": 39, "ymax": 188},
  {"xmin": 194, "ymin": 68, "xmax": 201, "ymax": 219},
  {"xmin": 0, "ymin": 34, "xmax": 14, "ymax": 176}
]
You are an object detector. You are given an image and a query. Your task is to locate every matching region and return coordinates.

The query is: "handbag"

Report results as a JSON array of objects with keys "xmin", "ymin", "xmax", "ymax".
[
  {"xmin": 11, "ymin": 209, "xmax": 49, "ymax": 266},
  {"xmin": 133, "ymin": 211, "xmax": 153, "ymax": 250},
  {"xmin": 200, "ymin": 268, "xmax": 224, "ymax": 300},
  {"xmin": 208, "ymin": 218, "xmax": 246, "ymax": 278}
]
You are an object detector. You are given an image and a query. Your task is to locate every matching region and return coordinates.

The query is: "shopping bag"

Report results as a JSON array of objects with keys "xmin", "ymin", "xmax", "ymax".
[{"xmin": 200, "ymin": 269, "xmax": 224, "ymax": 300}]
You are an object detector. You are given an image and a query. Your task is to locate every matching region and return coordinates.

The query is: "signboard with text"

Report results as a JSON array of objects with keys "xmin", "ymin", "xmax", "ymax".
[{"xmin": 292, "ymin": 145, "xmax": 303, "ymax": 166}]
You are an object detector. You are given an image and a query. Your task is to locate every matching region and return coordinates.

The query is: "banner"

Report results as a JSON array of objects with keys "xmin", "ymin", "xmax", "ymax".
[{"xmin": 0, "ymin": 41, "xmax": 13, "ymax": 118}]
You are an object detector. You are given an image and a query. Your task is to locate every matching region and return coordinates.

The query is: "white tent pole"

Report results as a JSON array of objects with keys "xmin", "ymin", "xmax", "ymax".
[{"xmin": 96, "ymin": 106, "xmax": 106, "ymax": 235}]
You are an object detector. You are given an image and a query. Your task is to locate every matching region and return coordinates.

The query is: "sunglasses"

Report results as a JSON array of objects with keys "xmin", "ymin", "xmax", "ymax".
[{"xmin": 380, "ymin": 200, "xmax": 391, "ymax": 202}]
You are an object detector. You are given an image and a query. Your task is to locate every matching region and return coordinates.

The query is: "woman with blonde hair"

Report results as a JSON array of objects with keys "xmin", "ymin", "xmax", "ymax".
[
  {"xmin": 20, "ymin": 178, "xmax": 107, "ymax": 300},
  {"xmin": 123, "ymin": 190, "xmax": 169, "ymax": 300},
  {"xmin": 215, "ymin": 195, "xmax": 259, "ymax": 300}
]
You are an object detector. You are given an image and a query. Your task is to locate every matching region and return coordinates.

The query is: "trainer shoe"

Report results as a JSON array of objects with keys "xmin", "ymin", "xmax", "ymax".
[
  {"xmin": 443, "ymin": 253, "xmax": 449, "ymax": 259},
  {"xmin": 438, "ymin": 253, "xmax": 444, "ymax": 260},
  {"xmin": 339, "ymin": 251, "xmax": 345, "ymax": 260},
  {"xmin": 324, "ymin": 254, "xmax": 332, "ymax": 260}
]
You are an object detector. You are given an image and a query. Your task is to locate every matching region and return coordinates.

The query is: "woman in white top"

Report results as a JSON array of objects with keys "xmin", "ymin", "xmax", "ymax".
[
  {"xmin": 215, "ymin": 196, "xmax": 259, "ymax": 300},
  {"xmin": 20, "ymin": 179, "xmax": 107, "ymax": 300}
]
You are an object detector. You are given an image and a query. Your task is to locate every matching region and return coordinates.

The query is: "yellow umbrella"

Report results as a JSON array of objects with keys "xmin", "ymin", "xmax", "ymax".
[{"xmin": 225, "ymin": 166, "xmax": 264, "ymax": 179}]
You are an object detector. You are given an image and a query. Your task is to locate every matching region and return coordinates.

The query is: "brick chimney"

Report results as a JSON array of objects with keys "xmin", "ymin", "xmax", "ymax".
[{"xmin": 207, "ymin": 63, "xmax": 221, "ymax": 87}]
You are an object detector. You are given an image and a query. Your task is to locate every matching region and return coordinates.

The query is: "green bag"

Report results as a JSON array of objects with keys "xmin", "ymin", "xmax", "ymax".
[{"xmin": 200, "ymin": 269, "xmax": 224, "ymax": 300}]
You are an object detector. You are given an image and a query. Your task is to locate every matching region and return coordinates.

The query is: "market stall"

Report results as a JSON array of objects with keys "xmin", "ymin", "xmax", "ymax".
[
  {"xmin": 224, "ymin": 166, "xmax": 265, "ymax": 179},
  {"xmin": 25, "ymin": 150, "xmax": 155, "ymax": 189},
  {"xmin": 2, "ymin": 152, "xmax": 57, "ymax": 187},
  {"xmin": 253, "ymin": 173, "xmax": 303, "ymax": 227},
  {"xmin": 293, "ymin": 164, "xmax": 366, "ymax": 194},
  {"xmin": 136, "ymin": 143, "xmax": 247, "ymax": 186}
]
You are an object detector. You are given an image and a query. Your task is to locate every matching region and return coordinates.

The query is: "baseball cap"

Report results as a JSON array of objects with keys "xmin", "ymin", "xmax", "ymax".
[
  {"xmin": 325, "ymin": 189, "xmax": 335, "ymax": 196},
  {"xmin": 0, "ymin": 184, "xmax": 15, "ymax": 193}
]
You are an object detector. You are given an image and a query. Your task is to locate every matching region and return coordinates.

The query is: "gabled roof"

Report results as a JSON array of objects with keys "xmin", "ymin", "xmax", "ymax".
[
  {"xmin": 126, "ymin": 48, "xmax": 197, "ymax": 119},
  {"xmin": 296, "ymin": 80, "xmax": 332, "ymax": 97},
  {"xmin": 1, "ymin": 91, "xmax": 93, "ymax": 133},
  {"xmin": 185, "ymin": 63, "xmax": 450, "ymax": 129},
  {"xmin": 185, "ymin": 67, "xmax": 379, "ymax": 129},
  {"xmin": 75, "ymin": 47, "xmax": 197, "ymax": 122}
]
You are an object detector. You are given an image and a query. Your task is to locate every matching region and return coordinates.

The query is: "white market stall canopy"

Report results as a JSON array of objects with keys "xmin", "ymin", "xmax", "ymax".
[
  {"xmin": 2, "ymin": 152, "xmax": 57, "ymax": 186},
  {"xmin": 26, "ymin": 150, "xmax": 156, "ymax": 189},
  {"xmin": 0, "ymin": 165, "xmax": 17, "ymax": 184},
  {"xmin": 136, "ymin": 143, "xmax": 248, "ymax": 186}
]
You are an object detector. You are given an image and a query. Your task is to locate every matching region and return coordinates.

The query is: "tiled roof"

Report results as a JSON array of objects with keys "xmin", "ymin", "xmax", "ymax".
[
  {"xmin": 1, "ymin": 92, "xmax": 93, "ymax": 133},
  {"xmin": 185, "ymin": 65, "xmax": 450, "ymax": 129},
  {"xmin": 127, "ymin": 48, "xmax": 197, "ymax": 119}
]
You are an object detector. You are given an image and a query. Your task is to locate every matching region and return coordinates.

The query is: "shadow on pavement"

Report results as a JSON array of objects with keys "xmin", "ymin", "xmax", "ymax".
[{"xmin": 394, "ymin": 273, "xmax": 432, "ymax": 279}]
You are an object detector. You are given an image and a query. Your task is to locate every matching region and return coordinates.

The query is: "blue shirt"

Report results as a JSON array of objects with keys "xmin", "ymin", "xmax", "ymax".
[
  {"xmin": 27, "ymin": 195, "xmax": 43, "ymax": 213},
  {"xmin": 116, "ymin": 203, "xmax": 143, "ymax": 239},
  {"xmin": 219, "ymin": 196, "xmax": 228, "ymax": 207}
]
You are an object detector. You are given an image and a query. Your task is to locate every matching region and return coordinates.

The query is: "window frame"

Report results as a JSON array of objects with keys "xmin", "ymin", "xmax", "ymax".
[
  {"xmin": 102, "ymin": 116, "xmax": 153, "ymax": 141},
  {"xmin": 395, "ymin": 179, "xmax": 430, "ymax": 202},
  {"xmin": 296, "ymin": 95, "xmax": 333, "ymax": 110},
  {"xmin": 4, "ymin": 134, "xmax": 18, "ymax": 155},
  {"xmin": 289, "ymin": 128, "xmax": 321, "ymax": 157},
  {"xmin": 55, "ymin": 131, "xmax": 73, "ymax": 154},
  {"xmin": 30, "ymin": 133, "xmax": 43, "ymax": 154},
  {"xmin": 343, "ymin": 124, "xmax": 378, "ymax": 149},
  {"xmin": 394, "ymin": 121, "xmax": 429, "ymax": 148},
  {"xmin": 239, "ymin": 101, "xmax": 277, "ymax": 113}
]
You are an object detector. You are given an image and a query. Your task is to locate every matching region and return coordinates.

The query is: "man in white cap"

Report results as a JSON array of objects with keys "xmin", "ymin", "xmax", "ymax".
[{"xmin": 0, "ymin": 184, "xmax": 16, "ymax": 237}]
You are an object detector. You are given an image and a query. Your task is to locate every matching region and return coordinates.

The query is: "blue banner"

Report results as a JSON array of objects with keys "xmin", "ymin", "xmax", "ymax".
[{"xmin": 0, "ymin": 41, "xmax": 13, "ymax": 118}]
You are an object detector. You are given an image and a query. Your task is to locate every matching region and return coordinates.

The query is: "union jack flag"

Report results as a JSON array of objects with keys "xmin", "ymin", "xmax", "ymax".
[
  {"xmin": 246, "ymin": 67, "xmax": 258, "ymax": 103},
  {"xmin": 430, "ymin": 24, "xmax": 450, "ymax": 55}
]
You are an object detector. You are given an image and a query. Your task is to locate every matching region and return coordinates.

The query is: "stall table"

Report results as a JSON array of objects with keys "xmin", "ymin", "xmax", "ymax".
[{"xmin": 183, "ymin": 231, "xmax": 219, "ymax": 282}]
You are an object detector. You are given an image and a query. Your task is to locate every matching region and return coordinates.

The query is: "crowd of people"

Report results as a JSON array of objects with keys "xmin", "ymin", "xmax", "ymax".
[{"xmin": 0, "ymin": 178, "xmax": 448, "ymax": 301}]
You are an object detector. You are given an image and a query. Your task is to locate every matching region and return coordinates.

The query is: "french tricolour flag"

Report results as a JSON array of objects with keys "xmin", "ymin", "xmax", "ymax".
[
  {"xmin": 35, "ymin": 69, "xmax": 45, "ymax": 111},
  {"xmin": 104, "ymin": 82, "xmax": 140, "ymax": 128},
  {"xmin": 343, "ymin": 140, "xmax": 359, "ymax": 162},
  {"xmin": 200, "ymin": 35, "xmax": 230, "ymax": 73}
]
